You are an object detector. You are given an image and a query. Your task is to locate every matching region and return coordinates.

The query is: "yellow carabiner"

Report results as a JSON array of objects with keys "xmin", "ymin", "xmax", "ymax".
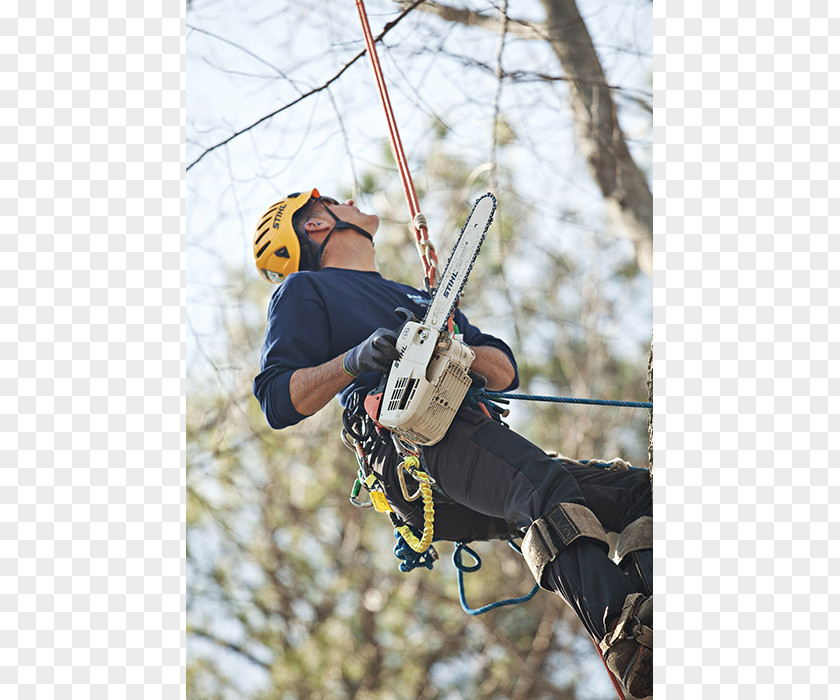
[{"xmin": 398, "ymin": 464, "xmax": 422, "ymax": 501}]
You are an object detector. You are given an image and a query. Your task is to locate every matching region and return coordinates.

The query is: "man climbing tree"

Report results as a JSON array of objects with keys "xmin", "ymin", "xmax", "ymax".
[{"xmin": 252, "ymin": 189, "xmax": 653, "ymax": 698}]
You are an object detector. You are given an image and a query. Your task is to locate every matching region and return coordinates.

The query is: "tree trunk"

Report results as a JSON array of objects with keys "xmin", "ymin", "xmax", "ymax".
[
  {"xmin": 399, "ymin": 0, "xmax": 653, "ymax": 274},
  {"xmin": 540, "ymin": 0, "xmax": 652, "ymax": 275}
]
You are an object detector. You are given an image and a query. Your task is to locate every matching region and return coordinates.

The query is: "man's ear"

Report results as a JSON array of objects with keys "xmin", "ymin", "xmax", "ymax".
[{"xmin": 303, "ymin": 218, "xmax": 332, "ymax": 236}]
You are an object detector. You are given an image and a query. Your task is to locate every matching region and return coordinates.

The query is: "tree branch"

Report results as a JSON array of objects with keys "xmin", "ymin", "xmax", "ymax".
[
  {"xmin": 189, "ymin": 628, "xmax": 272, "ymax": 671},
  {"xmin": 489, "ymin": 0, "xmax": 509, "ymax": 193},
  {"xmin": 440, "ymin": 50, "xmax": 652, "ymax": 100},
  {"xmin": 186, "ymin": 0, "xmax": 427, "ymax": 172},
  {"xmin": 399, "ymin": 0, "xmax": 653, "ymax": 275},
  {"xmin": 396, "ymin": 0, "xmax": 548, "ymax": 39},
  {"xmin": 187, "ymin": 24, "xmax": 294, "ymax": 82}
]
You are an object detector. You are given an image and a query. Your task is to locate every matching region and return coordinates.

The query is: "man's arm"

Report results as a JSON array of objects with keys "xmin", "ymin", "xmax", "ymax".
[
  {"xmin": 470, "ymin": 344, "xmax": 516, "ymax": 391},
  {"xmin": 288, "ymin": 355, "xmax": 352, "ymax": 417},
  {"xmin": 290, "ymin": 343, "xmax": 515, "ymax": 416},
  {"xmin": 289, "ymin": 326, "xmax": 401, "ymax": 417}
]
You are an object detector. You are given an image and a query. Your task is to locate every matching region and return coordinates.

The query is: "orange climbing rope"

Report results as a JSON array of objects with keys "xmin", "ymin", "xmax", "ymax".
[
  {"xmin": 353, "ymin": 8, "xmax": 636, "ymax": 698},
  {"xmin": 354, "ymin": 0, "xmax": 440, "ymax": 290}
]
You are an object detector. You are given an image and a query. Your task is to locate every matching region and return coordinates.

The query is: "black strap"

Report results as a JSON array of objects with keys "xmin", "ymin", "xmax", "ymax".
[{"xmin": 315, "ymin": 201, "xmax": 374, "ymax": 268}]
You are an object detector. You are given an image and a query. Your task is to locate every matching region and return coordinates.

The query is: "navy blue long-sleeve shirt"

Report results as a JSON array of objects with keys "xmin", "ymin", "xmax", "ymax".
[{"xmin": 254, "ymin": 268, "xmax": 519, "ymax": 429}]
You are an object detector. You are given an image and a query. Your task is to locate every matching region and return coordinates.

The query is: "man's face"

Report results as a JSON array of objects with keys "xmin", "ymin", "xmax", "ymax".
[{"xmin": 308, "ymin": 197, "xmax": 380, "ymax": 241}]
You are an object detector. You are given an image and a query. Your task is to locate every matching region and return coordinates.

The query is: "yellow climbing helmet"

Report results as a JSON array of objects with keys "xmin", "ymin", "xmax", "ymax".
[{"xmin": 253, "ymin": 188, "xmax": 320, "ymax": 283}]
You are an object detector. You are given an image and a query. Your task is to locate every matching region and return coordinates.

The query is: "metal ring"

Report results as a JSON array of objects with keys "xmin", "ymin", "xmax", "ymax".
[{"xmin": 629, "ymin": 614, "xmax": 643, "ymax": 639}]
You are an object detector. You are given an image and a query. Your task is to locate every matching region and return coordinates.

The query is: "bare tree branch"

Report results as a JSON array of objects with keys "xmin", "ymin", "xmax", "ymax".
[
  {"xmin": 439, "ymin": 50, "xmax": 652, "ymax": 100},
  {"xmin": 326, "ymin": 87, "xmax": 361, "ymax": 199},
  {"xmin": 474, "ymin": 610, "xmax": 578, "ymax": 700},
  {"xmin": 511, "ymin": 608, "xmax": 561, "ymax": 700},
  {"xmin": 399, "ymin": 0, "xmax": 652, "ymax": 59},
  {"xmin": 187, "ymin": 23, "xmax": 295, "ymax": 82},
  {"xmin": 396, "ymin": 0, "xmax": 549, "ymax": 39},
  {"xmin": 186, "ymin": 0, "xmax": 427, "ymax": 172},
  {"xmin": 489, "ymin": 0, "xmax": 509, "ymax": 193},
  {"xmin": 189, "ymin": 628, "xmax": 272, "ymax": 671},
  {"xmin": 398, "ymin": 0, "xmax": 653, "ymax": 275}
]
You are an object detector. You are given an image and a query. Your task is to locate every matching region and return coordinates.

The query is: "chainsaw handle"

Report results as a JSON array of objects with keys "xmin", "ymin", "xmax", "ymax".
[
  {"xmin": 468, "ymin": 370, "xmax": 487, "ymax": 389},
  {"xmin": 393, "ymin": 306, "xmax": 419, "ymax": 337}
]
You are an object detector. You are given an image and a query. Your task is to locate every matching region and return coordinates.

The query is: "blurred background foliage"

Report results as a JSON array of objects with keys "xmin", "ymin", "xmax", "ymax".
[{"xmin": 187, "ymin": 0, "xmax": 651, "ymax": 697}]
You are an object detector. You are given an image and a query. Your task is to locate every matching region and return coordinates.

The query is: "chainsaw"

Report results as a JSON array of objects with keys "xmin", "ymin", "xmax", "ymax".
[{"xmin": 372, "ymin": 193, "xmax": 496, "ymax": 446}]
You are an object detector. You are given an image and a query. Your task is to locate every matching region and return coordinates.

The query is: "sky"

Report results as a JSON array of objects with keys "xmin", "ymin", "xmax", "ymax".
[{"xmin": 185, "ymin": 0, "xmax": 652, "ymax": 383}]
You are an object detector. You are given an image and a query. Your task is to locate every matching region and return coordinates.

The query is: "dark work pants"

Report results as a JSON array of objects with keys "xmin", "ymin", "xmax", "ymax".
[{"xmin": 372, "ymin": 406, "xmax": 652, "ymax": 642}]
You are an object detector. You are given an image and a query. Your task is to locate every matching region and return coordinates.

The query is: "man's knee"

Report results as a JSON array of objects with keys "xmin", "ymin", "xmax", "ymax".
[
  {"xmin": 615, "ymin": 515, "xmax": 653, "ymax": 597},
  {"xmin": 521, "ymin": 502, "xmax": 609, "ymax": 588}
]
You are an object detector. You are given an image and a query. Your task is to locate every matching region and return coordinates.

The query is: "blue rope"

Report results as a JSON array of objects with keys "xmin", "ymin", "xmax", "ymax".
[
  {"xmin": 453, "ymin": 541, "xmax": 539, "ymax": 616},
  {"xmin": 393, "ymin": 529, "xmax": 435, "ymax": 572},
  {"xmin": 575, "ymin": 458, "xmax": 647, "ymax": 473},
  {"xmin": 478, "ymin": 389, "xmax": 652, "ymax": 410}
]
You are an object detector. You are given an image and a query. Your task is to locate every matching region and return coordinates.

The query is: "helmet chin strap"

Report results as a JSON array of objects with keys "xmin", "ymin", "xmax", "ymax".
[{"xmin": 314, "ymin": 203, "xmax": 374, "ymax": 268}]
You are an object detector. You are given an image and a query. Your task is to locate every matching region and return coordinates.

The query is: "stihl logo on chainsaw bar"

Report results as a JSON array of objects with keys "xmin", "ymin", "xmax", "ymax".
[
  {"xmin": 423, "ymin": 193, "xmax": 495, "ymax": 332},
  {"xmin": 441, "ymin": 269, "xmax": 459, "ymax": 298}
]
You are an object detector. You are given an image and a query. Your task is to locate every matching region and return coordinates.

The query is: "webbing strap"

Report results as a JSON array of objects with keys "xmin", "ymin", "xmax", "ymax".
[
  {"xmin": 600, "ymin": 593, "xmax": 653, "ymax": 652},
  {"xmin": 521, "ymin": 503, "xmax": 609, "ymax": 585},
  {"xmin": 614, "ymin": 515, "xmax": 653, "ymax": 561}
]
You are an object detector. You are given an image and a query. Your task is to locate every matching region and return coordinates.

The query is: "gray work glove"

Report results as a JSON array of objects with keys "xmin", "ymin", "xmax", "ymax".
[{"xmin": 342, "ymin": 328, "xmax": 401, "ymax": 378}]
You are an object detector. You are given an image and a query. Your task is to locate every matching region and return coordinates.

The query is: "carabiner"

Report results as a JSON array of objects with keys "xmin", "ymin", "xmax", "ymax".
[{"xmin": 349, "ymin": 478, "xmax": 373, "ymax": 508}]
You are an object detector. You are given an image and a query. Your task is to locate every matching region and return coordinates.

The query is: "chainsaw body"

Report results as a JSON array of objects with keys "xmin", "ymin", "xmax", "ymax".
[
  {"xmin": 374, "ymin": 193, "xmax": 496, "ymax": 446},
  {"xmin": 377, "ymin": 320, "xmax": 475, "ymax": 446}
]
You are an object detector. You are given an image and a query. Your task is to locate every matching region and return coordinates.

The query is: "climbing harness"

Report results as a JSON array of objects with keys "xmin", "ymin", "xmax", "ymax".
[
  {"xmin": 342, "ymin": 390, "xmax": 440, "ymax": 559},
  {"xmin": 354, "ymin": 0, "xmax": 440, "ymax": 292},
  {"xmin": 343, "ymin": 385, "xmax": 539, "ymax": 611}
]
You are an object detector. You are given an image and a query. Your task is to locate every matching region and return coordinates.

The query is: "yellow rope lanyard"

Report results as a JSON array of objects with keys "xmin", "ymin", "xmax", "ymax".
[
  {"xmin": 393, "ymin": 455, "xmax": 435, "ymax": 553},
  {"xmin": 343, "ymin": 393, "xmax": 436, "ymax": 554},
  {"xmin": 365, "ymin": 452, "xmax": 435, "ymax": 554}
]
